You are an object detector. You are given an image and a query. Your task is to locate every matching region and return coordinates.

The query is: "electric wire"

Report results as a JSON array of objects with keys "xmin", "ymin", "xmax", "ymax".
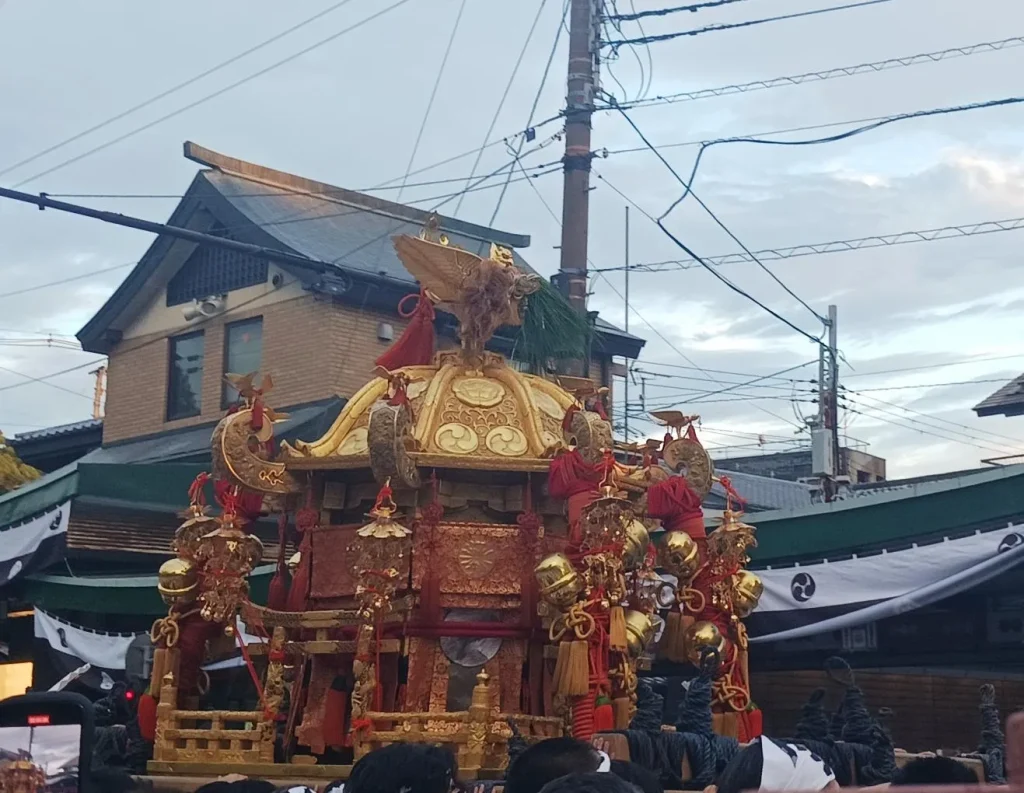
[
  {"xmin": 606, "ymin": 0, "xmax": 758, "ymax": 21},
  {"xmin": 396, "ymin": 0, "xmax": 468, "ymax": 202},
  {"xmin": 0, "ymin": 0, "xmax": 361, "ymax": 181},
  {"xmin": 9, "ymin": 0, "xmax": 417, "ymax": 189},
  {"xmin": 846, "ymin": 353, "xmax": 1024, "ymax": 379},
  {"xmin": 490, "ymin": 0, "xmax": 567, "ymax": 225},
  {"xmin": 658, "ymin": 96, "xmax": 1024, "ymax": 221},
  {"xmin": 648, "ymin": 360, "xmax": 817, "ymax": 408},
  {"xmin": 593, "ymin": 163, "xmax": 824, "ymax": 345},
  {"xmin": 603, "ymin": 0, "xmax": 892, "ymax": 50},
  {"xmin": 454, "ymin": 0, "xmax": 549, "ymax": 214},
  {"xmin": 611, "ymin": 36, "xmax": 1024, "ymax": 110},
  {"xmin": 0, "ymin": 360, "xmax": 104, "ymax": 397},
  {"xmin": 596, "ymin": 215, "xmax": 1024, "ymax": 272}
]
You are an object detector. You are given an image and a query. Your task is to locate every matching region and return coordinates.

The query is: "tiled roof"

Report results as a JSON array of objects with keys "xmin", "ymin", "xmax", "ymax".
[
  {"xmin": 973, "ymin": 373, "xmax": 1024, "ymax": 417},
  {"xmin": 706, "ymin": 469, "xmax": 814, "ymax": 511},
  {"xmin": 13, "ymin": 419, "xmax": 102, "ymax": 443},
  {"xmin": 201, "ymin": 169, "xmax": 643, "ymax": 345}
]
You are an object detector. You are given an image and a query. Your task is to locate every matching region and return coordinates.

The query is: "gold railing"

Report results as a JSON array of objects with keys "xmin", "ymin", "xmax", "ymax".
[
  {"xmin": 152, "ymin": 673, "xmax": 275, "ymax": 765},
  {"xmin": 353, "ymin": 671, "xmax": 563, "ymax": 775}
]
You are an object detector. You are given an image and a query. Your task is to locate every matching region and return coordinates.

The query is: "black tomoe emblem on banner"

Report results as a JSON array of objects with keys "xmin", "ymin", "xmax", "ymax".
[
  {"xmin": 56, "ymin": 627, "xmax": 70, "ymax": 648},
  {"xmin": 998, "ymin": 533, "xmax": 1023, "ymax": 553},
  {"xmin": 49, "ymin": 511, "xmax": 62, "ymax": 530},
  {"xmin": 791, "ymin": 572, "xmax": 816, "ymax": 603}
]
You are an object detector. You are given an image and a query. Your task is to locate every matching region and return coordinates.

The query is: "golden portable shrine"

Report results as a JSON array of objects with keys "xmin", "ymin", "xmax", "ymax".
[{"xmin": 139, "ymin": 230, "xmax": 765, "ymax": 780}]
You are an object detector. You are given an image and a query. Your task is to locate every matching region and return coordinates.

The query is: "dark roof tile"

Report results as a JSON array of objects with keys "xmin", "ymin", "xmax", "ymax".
[{"xmin": 973, "ymin": 373, "xmax": 1024, "ymax": 417}]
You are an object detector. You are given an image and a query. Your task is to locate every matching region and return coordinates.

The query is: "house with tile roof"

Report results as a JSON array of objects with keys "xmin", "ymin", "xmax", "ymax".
[{"xmin": 973, "ymin": 373, "xmax": 1024, "ymax": 419}]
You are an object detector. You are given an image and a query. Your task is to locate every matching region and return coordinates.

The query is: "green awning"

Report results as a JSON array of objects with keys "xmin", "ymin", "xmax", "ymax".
[
  {"xmin": 22, "ymin": 565, "xmax": 276, "ymax": 616},
  {"xmin": 0, "ymin": 462, "xmax": 78, "ymax": 527}
]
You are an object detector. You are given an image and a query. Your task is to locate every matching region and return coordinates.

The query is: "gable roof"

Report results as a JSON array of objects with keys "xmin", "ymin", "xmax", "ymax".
[
  {"xmin": 974, "ymin": 373, "xmax": 1024, "ymax": 417},
  {"xmin": 78, "ymin": 142, "xmax": 644, "ymax": 355}
]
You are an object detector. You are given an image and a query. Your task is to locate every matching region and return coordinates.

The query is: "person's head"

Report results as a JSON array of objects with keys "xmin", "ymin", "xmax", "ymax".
[
  {"xmin": 504, "ymin": 738, "xmax": 602, "ymax": 793},
  {"xmin": 608, "ymin": 761, "xmax": 662, "ymax": 793},
  {"xmin": 87, "ymin": 768, "xmax": 146, "ymax": 793},
  {"xmin": 538, "ymin": 772, "xmax": 638, "ymax": 793},
  {"xmin": 346, "ymin": 743, "xmax": 456, "ymax": 793},
  {"xmin": 891, "ymin": 756, "xmax": 978, "ymax": 786},
  {"xmin": 711, "ymin": 738, "xmax": 838, "ymax": 793}
]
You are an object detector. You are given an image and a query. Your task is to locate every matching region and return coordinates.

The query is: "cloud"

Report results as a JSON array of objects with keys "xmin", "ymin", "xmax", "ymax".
[{"xmin": 2, "ymin": 0, "xmax": 1024, "ymax": 476}]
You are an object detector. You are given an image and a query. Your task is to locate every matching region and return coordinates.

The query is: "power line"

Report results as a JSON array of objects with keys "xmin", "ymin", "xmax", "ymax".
[
  {"xmin": 658, "ymin": 96, "xmax": 1024, "ymax": 221},
  {"xmin": 847, "ymin": 353, "xmax": 1024, "ymax": 379},
  {"xmin": 647, "ymin": 360, "xmax": 817, "ymax": 408},
  {"xmin": 605, "ymin": 0, "xmax": 758, "ymax": 22},
  {"xmin": 613, "ymin": 36, "xmax": 1024, "ymax": 109},
  {"xmin": 0, "ymin": 0, "xmax": 361, "ymax": 181},
  {"xmin": 490, "ymin": 0, "xmax": 567, "ymax": 225},
  {"xmin": 851, "ymin": 378, "xmax": 1010, "ymax": 392},
  {"xmin": 593, "ymin": 160, "xmax": 824, "ymax": 345},
  {"xmin": 0, "ymin": 263, "xmax": 134, "ymax": 300},
  {"xmin": 0, "ymin": 360, "xmax": 102, "ymax": 398},
  {"xmin": 396, "ymin": 0, "xmax": 468, "ymax": 202},
  {"xmin": 10, "ymin": 0, "xmax": 417, "ymax": 189},
  {"xmin": 842, "ymin": 387, "xmax": 1024, "ymax": 447},
  {"xmin": 455, "ymin": 0, "xmax": 550, "ymax": 215},
  {"xmin": 603, "ymin": 0, "xmax": 891, "ymax": 50},
  {"xmin": 841, "ymin": 395, "xmax": 1022, "ymax": 457},
  {"xmin": 596, "ymin": 215, "xmax": 1024, "ymax": 272}
]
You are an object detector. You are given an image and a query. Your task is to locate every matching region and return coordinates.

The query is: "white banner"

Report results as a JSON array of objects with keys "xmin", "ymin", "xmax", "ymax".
[
  {"xmin": 0, "ymin": 501, "xmax": 69, "ymax": 586},
  {"xmin": 34, "ymin": 609, "xmax": 140, "ymax": 671},
  {"xmin": 747, "ymin": 524, "xmax": 1024, "ymax": 642}
]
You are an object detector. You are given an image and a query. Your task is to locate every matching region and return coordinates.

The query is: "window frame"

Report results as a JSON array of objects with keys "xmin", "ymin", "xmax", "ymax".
[
  {"xmin": 166, "ymin": 330, "xmax": 205, "ymax": 422},
  {"xmin": 221, "ymin": 316, "xmax": 264, "ymax": 409}
]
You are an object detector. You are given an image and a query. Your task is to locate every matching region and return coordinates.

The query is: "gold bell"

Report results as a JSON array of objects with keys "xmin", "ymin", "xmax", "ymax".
[
  {"xmin": 534, "ymin": 553, "xmax": 583, "ymax": 609},
  {"xmin": 659, "ymin": 531, "xmax": 701, "ymax": 583},
  {"xmin": 622, "ymin": 520, "xmax": 651, "ymax": 571},
  {"xmin": 731, "ymin": 570, "xmax": 763, "ymax": 618},
  {"xmin": 157, "ymin": 557, "xmax": 198, "ymax": 606},
  {"xmin": 623, "ymin": 609, "xmax": 656, "ymax": 659},
  {"xmin": 684, "ymin": 620, "xmax": 726, "ymax": 666}
]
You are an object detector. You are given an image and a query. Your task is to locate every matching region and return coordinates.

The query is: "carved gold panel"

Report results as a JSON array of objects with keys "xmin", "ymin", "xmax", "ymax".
[
  {"xmin": 337, "ymin": 427, "xmax": 369, "ymax": 456},
  {"xmin": 453, "ymin": 377, "xmax": 506, "ymax": 408},
  {"xmin": 309, "ymin": 525, "xmax": 411, "ymax": 600},
  {"xmin": 485, "ymin": 426, "xmax": 528, "ymax": 457},
  {"xmin": 413, "ymin": 522, "xmax": 525, "ymax": 595},
  {"xmin": 530, "ymin": 388, "xmax": 564, "ymax": 421},
  {"xmin": 435, "ymin": 422, "xmax": 480, "ymax": 454}
]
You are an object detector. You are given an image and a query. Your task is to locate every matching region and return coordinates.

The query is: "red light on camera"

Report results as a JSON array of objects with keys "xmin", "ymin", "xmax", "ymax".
[
  {"xmin": 27, "ymin": 715, "xmax": 51, "ymax": 726},
  {"xmin": 125, "ymin": 690, "xmax": 135, "ymax": 700}
]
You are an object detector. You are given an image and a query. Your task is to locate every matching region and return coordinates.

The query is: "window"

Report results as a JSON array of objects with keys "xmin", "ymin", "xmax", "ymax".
[
  {"xmin": 167, "ymin": 332, "xmax": 204, "ymax": 420},
  {"xmin": 222, "ymin": 317, "xmax": 264, "ymax": 408}
]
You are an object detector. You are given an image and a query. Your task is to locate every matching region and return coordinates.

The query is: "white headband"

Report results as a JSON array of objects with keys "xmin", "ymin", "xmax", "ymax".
[
  {"xmin": 596, "ymin": 749, "xmax": 612, "ymax": 773},
  {"xmin": 759, "ymin": 737, "xmax": 836, "ymax": 791}
]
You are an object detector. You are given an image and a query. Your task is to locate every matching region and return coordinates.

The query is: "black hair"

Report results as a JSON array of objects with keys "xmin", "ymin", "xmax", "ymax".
[
  {"xmin": 193, "ymin": 784, "xmax": 232, "ymax": 793},
  {"xmin": 87, "ymin": 767, "xmax": 146, "ymax": 793},
  {"xmin": 892, "ymin": 756, "xmax": 978, "ymax": 786},
  {"xmin": 714, "ymin": 740, "xmax": 765, "ymax": 793},
  {"xmin": 504, "ymin": 737, "xmax": 602, "ymax": 793},
  {"xmin": 609, "ymin": 760, "xmax": 663, "ymax": 793},
  {"xmin": 231, "ymin": 782, "xmax": 276, "ymax": 793},
  {"xmin": 538, "ymin": 772, "xmax": 639, "ymax": 793},
  {"xmin": 346, "ymin": 743, "xmax": 457, "ymax": 793}
]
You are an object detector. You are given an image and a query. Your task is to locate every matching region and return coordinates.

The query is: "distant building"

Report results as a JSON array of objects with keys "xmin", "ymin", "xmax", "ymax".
[
  {"xmin": 715, "ymin": 447, "xmax": 886, "ymax": 484},
  {"xmin": 973, "ymin": 373, "xmax": 1024, "ymax": 418}
]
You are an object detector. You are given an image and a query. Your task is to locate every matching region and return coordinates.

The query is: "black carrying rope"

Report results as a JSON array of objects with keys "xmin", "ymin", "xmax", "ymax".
[
  {"xmin": 630, "ymin": 678, "xmax": 665, "ymax": 733},
  {"xmin": 794, "ymin": 688, "xmax": 830, "ymax": 741},
  {"xmin": 961, "ymin": 683, "xmax": 1007, "ymax": 783}
]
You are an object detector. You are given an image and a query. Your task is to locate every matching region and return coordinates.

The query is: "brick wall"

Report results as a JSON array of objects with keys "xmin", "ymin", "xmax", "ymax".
[
  {"xmin": 103, "ymin": 295, "xmax": 406, "ymax": 443},
  {"xmin": 104, "ymin": 292, "xmax": 621, "ymax": 443}
]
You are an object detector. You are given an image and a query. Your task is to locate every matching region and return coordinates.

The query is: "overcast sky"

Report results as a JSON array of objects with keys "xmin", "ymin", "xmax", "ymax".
[{"xmin": 1, "ymin": 0, "xmax": 1023, "ymax": 479}]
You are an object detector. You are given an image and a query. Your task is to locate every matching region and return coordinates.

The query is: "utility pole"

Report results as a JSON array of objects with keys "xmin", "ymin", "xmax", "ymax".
[
  {"xmin": 810, "ymin": 305, "xmax": 840, "ymax": 501},
  {"xmin": 554, "ymin": 0, "xmax": 600, "ymax": 317},
  {"xmin": 90, "ymin": 365, "xmax": 107, "ymax": 420},
  {"xmin": 623, "ymin": 205, "xmax": 630, "ymax": 441},
  {"xmin": 826, "ymin": 304, "xmax": 840, "ymax": 485}
]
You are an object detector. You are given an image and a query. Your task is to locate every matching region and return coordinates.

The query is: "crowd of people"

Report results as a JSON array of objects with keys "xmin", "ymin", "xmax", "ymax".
[{"xmin": 88, "ymin": 733, "xmax": 983, "ymax": 793}]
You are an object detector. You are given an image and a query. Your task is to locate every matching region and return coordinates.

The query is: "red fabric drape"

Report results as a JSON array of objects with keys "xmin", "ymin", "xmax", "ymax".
[
  {"xmin": 176, "ymin": 613, "xmax": 222, "ymax": 695},
  {"xmin": 267, "ymin": 512, "xmax": 290, "ymax": 611},
  {"xmin": 287, "ymin": 506, "xmax": 318, "ymax": 612},
  {"xmin": 375, "ymin": 289, "xmax": 436, "ymax": 370},
  {"xmin": 646, "ymin": 476, "xmax": 706, "ymax": 539},
  {"xmin": 137, "ymin": 694, "xmax": 157, "ymax": 742},
  {"xmin": 738, "ymin": 707, "xmax": 763, "ymax": 742},
  {"xmin": 548, "ymin": 449, "xmax": 600, "ymax": 499}
]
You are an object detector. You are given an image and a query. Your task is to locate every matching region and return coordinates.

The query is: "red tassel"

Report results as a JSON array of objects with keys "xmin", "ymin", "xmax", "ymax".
[
  {"xmin": 137, "ymin": 693, "xmax": 157, "ymax": 742},
  {"xmin": 267, "ymin": 512, "xmax": 290, "ymax": 610},
  {"xmin": 323, "ymin": 687, "xmax": 347, "ymax": 747},
  {"xmin": 287, "ymin": 531, "xmax": 312, "ymax": 612},
  {"xmin": 417, "ymin": 501, "xmax": 444, "ymax": 624},
  {"xmin": 376, "ymin": 289, "xmax": 436, "ymax": 370},
  {"xmin": 594, "ymin": 698, "xmax": 615, "ymax": 732}
]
